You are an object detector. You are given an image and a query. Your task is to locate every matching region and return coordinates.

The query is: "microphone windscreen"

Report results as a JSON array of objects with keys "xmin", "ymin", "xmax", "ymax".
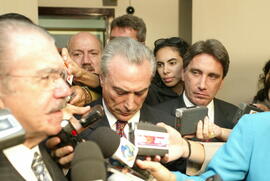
[
  {"xmin": 88, "ymin": 127, "xmax": 120, "ymax": 158},
  {"xmin": 71, "ymin": 141, "xmax": 106, "ymax": 181}
]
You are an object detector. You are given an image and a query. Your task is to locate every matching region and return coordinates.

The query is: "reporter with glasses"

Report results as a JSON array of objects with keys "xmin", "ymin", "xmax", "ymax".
[{"xmin": 145, "ymin": 37, "xmax": 190, "ymax": 106}]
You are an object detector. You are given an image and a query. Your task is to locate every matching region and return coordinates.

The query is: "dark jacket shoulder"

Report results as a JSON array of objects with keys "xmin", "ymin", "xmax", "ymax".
[
  {"xmin": 213, "ymin": 98, "xmax": 239, "ymax": 129},
  {"xmin": 154, "ymin": 96, "xmax": 184, "ymax": 116},
  {"xmin": 140, "ymin": 103, "xmax": 175, "ymax": 127},
  {"xmin": 145, "ymin": 83, "xmax": 179, "ymax": 106}
]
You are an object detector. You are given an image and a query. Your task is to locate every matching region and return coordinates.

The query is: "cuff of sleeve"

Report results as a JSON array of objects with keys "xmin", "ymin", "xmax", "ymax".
[
  {"xmin": 172, "ymin": 171, "xmax": 210, "ymax": 181},
  {"xmin": 186, "ymin": 142, "xmax": 224, "ymax": 176}
]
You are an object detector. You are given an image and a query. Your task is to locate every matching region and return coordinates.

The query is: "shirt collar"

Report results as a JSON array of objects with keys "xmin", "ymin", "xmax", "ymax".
[
  {"xmin": 183, "ymin": 91, "xmax": 215, "ymax": 123},
  {"xmin": 102, "ymin": 98, "xmax": 140, "ymax": 130}
]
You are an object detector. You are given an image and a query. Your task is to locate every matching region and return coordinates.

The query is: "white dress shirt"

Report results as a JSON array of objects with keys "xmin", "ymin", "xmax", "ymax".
[
  {"xmin": 102, "ymin": 99, "xmax": 140, "ymax": 139},
  {"xmin": 3, "ymin": 144, "xmax": 52, "ymax": 181},
  {"xmin": 183, "ymin": 91, "xmax": 215, "ymax": 123}
]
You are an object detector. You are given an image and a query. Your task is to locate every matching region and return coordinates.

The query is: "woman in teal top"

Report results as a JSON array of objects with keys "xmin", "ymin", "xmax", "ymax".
[{"xmin": 137, "ymin": 112, "xmax": 270, "ymax": 181}]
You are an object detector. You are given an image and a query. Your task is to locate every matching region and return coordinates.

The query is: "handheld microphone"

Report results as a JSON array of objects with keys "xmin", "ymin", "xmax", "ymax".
[
  {"xmin": 71, "ymin": 141, "xmax": 106, "ymax": 181},
  {"xmin": 89, "ymin": 126, "xmax": 165, "ymax": 180},
  {"xmin": 88, "ymin": 127, "xmax": 138, "ymax": 167},
  {"xmin": 129, "ymin": 122, "xmax": 169, "ymax": 156},
  {"xmin": 233, "ymin": 103, "xmax": 264, "ymax": 122},
  {"xmin": 80, "ymin": 105, "xmax": 104, "ymax": 127},
  {"xmin": 57, "ymin": 105, "xmax": 104, "ymax": 148},
  {"xmin": 239, "ymin": 103, "xmax": 263, "ymax": 114},
  {"xmin": 0, "ymin": 109, "xmax": 25, "ymax": 150}
]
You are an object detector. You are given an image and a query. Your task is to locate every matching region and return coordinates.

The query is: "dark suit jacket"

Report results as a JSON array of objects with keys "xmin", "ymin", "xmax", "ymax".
[
  {"xmin": 155, "ymin": 94, "xmax": 239, "ymax": 133},
  {"xmin": 154, "ymin": 94, "xmax": 239, "ymax": 172},
  {"xmin": 79, "ymin": 98, "xmax": 175, "ymax": 139},
  {"xmin": 0, "ymin": 143, "xmax": 68, "ymax": 181},
  {"xmin": 79, "ymin": 98, "xmax": 185, "ymax": 172}
]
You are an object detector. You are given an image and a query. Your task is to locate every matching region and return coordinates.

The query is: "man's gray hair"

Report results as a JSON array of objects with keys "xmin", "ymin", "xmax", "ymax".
[
  {"xmin": 101, "ymin": 37, "xmax": 156, "ymax": 77},
  {"xmin": 0, "ymin": 19, "xmax": 54, "ymax": 93},
  {"xmin": 0, "ymin": 19, "xmax": 54, "ymax": 75}
]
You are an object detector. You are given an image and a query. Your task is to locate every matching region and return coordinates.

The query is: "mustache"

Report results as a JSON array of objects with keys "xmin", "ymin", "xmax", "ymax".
[{"xmin": 82, "ymin": 65, "xmax": 94, "ymax": 72}]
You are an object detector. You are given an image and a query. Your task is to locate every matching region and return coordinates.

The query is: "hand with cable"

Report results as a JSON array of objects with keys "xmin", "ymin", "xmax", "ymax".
[{"xmin": 46, "ymin": 104, "xmax": 91, "ymax": 167}]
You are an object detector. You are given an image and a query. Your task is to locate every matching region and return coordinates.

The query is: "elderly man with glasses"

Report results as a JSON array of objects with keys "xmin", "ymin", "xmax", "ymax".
[{"xmin": 0, "ymin": 19, "xmax": 70, "ymax": 181}]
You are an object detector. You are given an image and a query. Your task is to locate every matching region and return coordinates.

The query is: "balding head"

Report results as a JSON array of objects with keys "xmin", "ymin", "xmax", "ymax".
[{"xmin": 67, "ymin": 32, "xmax": 102, "ymax": 74}]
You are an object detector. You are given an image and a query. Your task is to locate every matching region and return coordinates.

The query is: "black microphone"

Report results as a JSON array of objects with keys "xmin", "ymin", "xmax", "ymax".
[
  {"xmin": 88, "ymin": 126, "xmax": 160, "ymax": 180},
  {"xmin": 80, "ymin": 105, "xmax": 104, "ymax": 127},
  {"xmin": 88, "ymin": 127, "xmax": 137, "ymax": 166},
  {"xmin": 232, "ymin": 103, "xmax": 264, "ymax": 123},
  {"xmin": 71, "ymin": 141, "xmax": 106, "ymax": 181},
  {"xmin": 57, "ymin": 105, "xmax": 104, "ymax": 148}
]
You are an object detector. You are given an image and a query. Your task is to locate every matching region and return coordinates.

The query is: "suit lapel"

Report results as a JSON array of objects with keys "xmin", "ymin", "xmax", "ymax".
[
  {"xmin": 39, "ymin": 144, "xmax": 67, "ymax": 181},
  {"xmin": 213, "ymin": 99, "xmax": 228, "ymax": 127},
  {"xmin": 0, "ymin": 151, "xmax": 25, "ymax": 181},
  {"xmin": 174, "ymin": 94, "xmax": 186, "ymax": 115}
]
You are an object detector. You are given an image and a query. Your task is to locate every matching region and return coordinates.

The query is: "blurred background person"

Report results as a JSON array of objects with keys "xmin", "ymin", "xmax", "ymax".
[
  {"xmin": 67, "ymin": 32, "xmax": 102, "ymax": 75},
  {"xmin": 145, "ymin": 37, "xmax": 189, "ymax": 105},
  {"xmin": 64, "ymin": 32, "xmax": 102, "ymax": 106},
  {"xmin": 253, "ymin": 59, "xmax": 270, "ymax": 111},
  {"xmin": 110, "ymin": 14, "xmax": 146, "ymax": 44}
]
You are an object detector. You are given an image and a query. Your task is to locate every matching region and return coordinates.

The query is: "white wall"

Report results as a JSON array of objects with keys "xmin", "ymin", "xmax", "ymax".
[
  {"xmin": 38, "ymin": 0, "xmax": 180, "ymax": 49},
  {"xmin": 193, "ymin": 0, "xmax": 270, "ymax": 105},
  {"xmin": 0, "ymin": 0, "xmax": 38, "ymax": 23}
]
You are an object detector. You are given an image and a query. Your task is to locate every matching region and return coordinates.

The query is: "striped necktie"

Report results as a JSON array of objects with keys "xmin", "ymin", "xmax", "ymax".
[
  {"xmin": 31, "ymin": 152, "xmax": 51, "ymax": 181},
  {"xmin": 116, "ymin": 120, "xmax": 127, "ymax": 137}
]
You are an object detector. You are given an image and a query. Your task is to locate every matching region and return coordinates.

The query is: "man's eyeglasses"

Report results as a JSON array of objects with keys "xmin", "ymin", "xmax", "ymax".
[
  {"xmin": 154, "ymin": 37, "xmax": 185, "ymax": 47},
  {"xmin": 0, "ymin": 70, "xmax": 68, "ymax": 88}
]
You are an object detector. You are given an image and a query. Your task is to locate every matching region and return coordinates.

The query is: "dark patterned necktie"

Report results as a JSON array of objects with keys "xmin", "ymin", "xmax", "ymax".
[
  {"xmin": 31, "ymin": 152, "xmax": 51, "ymax": 181},
  {"xmin": 116, "ymin": 120, "xmax": 128, "ymax": 137}
]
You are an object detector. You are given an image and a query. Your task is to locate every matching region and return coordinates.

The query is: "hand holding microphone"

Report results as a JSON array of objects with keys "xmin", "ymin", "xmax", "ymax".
[
  {"xmin": 57, "ymin": 104, "xmax": 104, "ymax": 148},
  {"xmin": 88, "ymin": 122, "xmax": 175, "ymax": 181},
  {"xmin": 46, "ymin": 105, "xmax": 104, "ymax": 167},
  {"xmin": 88, "ymin": 127, "xmax": 150, "ymax": 180}
]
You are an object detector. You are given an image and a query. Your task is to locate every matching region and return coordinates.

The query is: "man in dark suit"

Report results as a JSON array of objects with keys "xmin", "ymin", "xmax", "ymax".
[
  {"xmin": 155, "ymin": 39, "xmax": 239, "ymax": 142},
  {"xmin": 0, "ymin": 19, "xmax": 70, "ymax": 180},
  {"xmin": 84, "ymin": 37, "xmax": 174, "ymax": 134},
  {"xmin": 49, "ymin": 37, "xmax": 175, "ymax": 171},
  {"xmin": 80, "ymin": 98, "xmax": 174, "ymax": 139}
]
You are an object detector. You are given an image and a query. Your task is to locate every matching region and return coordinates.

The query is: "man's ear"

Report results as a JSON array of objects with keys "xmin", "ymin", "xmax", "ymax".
[
  {"xmin": 181, "ymin": 68, "xmax": 185, "ymax": 81},
  {"xmin": 220, "ymin": 79, "xmax": 225, "ymax": 89}
]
